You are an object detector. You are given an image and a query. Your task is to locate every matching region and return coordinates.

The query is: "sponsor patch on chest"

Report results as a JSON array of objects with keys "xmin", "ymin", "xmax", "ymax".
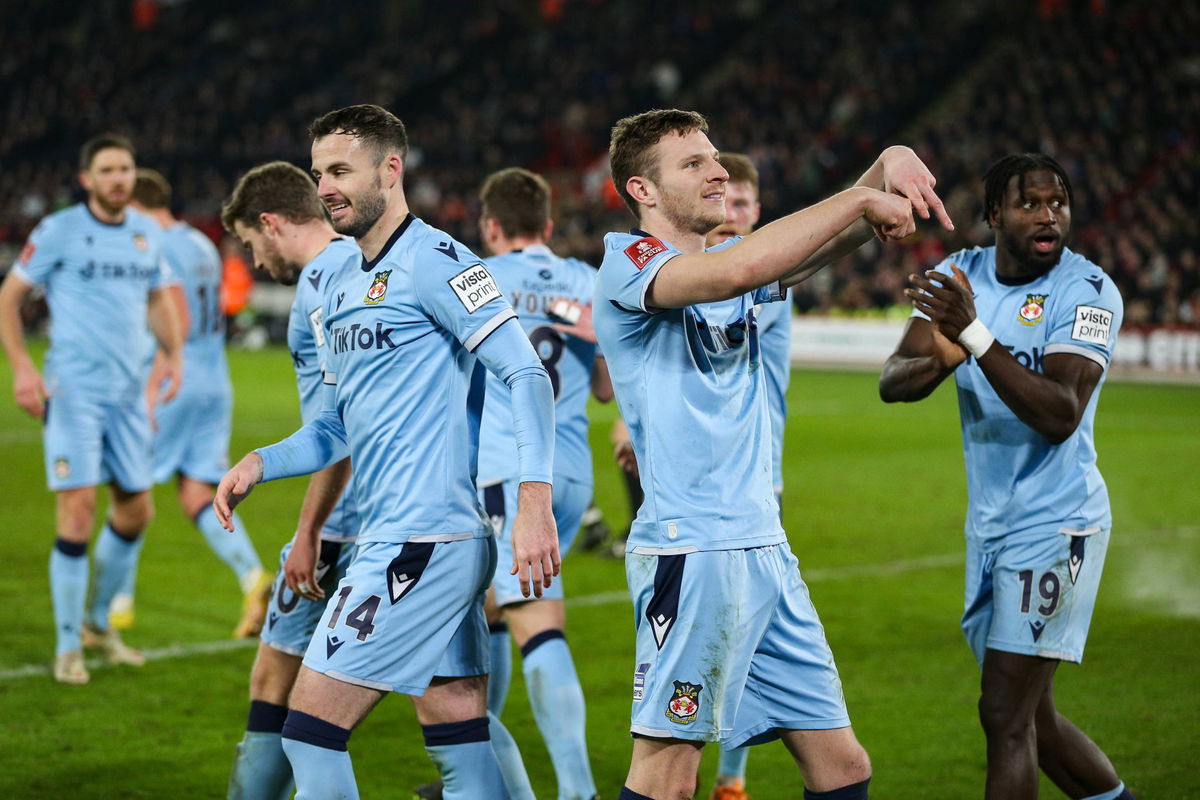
[
  {"xmin": 448, "ymin": 263, "xmax": 500, "ymax": 313},
  {"xmin": 624, "ymin": 236, "xmax": 667, "ymax": 270},
  {"xmin": 1071, "ymin": 305, "xmax": 1113, "ymax": 347}
]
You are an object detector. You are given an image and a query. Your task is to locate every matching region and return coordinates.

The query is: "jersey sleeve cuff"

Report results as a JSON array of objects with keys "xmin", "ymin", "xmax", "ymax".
[
  {"xmin": 1044, "ymin": 342, "xmax": 1109, "ymax": 369},
  {"xmin": 464, "ymin": 307, "xmax": 517, "ymax": 352},
  {"xmin": 637, "ymin": 252, "xmax": 679, "ymax": 312},
  {"xmin": 8, "ymin": 265, "xmax": 38, "ymax": 287}
]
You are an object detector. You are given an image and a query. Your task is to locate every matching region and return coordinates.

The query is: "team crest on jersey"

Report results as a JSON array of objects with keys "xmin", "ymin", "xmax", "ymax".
[
  {"xmin": 664, "ymin": 680, "xmax": 702, "ymax": 724},
  {"xmin": 364, "ymin": 270, "xmax": 392, "ymax": 305},
  {"xmin": 624, "ymin": 236, "xmax": 667, "ymax": 270},
  {"xmin": 132, "ymin": 233, "xmax": 149, "ymax": 252},
  {"xmin": 54, "ymin": 458, "xmax": 70, "ymax": 479},
  {"xmin": 1018, "ymin": 294, "xmax": 1047, "ymax": 326}
]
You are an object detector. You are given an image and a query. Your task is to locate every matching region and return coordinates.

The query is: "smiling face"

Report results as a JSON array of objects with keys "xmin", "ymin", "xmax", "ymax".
[
  {"xmin": 992, "ymin": 169, "xmax": 1072, "ymax": 275},
  {"xmin": 640, "ymin": 129, "xmax": 728, "ymax": 235},
  {"xmin": 80, "ymin": 146, "xmax": 136, "ymax": 216},
  {"xmin": 310, "ymin": 133, "xmax": 391, "ymax": 239},
  {"xmin": 706, "ymin": 179, "xmax": 761, "ymax": 246},
  {"xmin": 232, "ymin": 218, "xmax": 301, "ymax": 285}
]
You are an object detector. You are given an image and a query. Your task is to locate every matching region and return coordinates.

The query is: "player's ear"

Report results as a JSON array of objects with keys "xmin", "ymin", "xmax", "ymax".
[
  {"xmin": 78, "ymin": 170, "xmax": 92, "ymax": 192},
  {"xmin": 382, "ymin": 153, "xmax": 404, "ymax": 189},
  {"xmin": 542, "ymin": 219, "xmax": 554, "ymax": 241},
  {"xmin": 627, "ymin": 176, "xmax": 654, "ymax": 208},
  {"xmin": 258, "ymin": 211, "xmax": 278, "ymax": 237}
]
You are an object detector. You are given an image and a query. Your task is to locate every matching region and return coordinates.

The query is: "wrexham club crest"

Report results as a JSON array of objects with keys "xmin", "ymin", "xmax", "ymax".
[
  {"xmin": 665, "ymin": 680, "xmax": 703, "ymax": 724},
  {"xmin": 1018, "ymin": 293, "xmax": 1048, "ymax": 325},
  {"xmin": 364, "ymin": 270, "xmax": 392, "ymax": 305}
]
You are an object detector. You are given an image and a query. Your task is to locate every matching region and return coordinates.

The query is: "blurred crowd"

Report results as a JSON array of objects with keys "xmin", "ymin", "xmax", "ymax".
[{"xmin": 0, "ymin": 0, "xmax": 1194, "ymax": 325}]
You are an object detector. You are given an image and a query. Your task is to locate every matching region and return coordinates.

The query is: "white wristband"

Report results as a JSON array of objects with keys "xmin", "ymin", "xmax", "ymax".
[{"xmin": 957, "ymin": 318, "xmax": 995, "ymax": 359}]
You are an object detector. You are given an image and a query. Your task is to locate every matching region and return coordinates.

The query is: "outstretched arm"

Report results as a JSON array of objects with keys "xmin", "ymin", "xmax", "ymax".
[
  {"xmin": 790, "ymin": 145, "xmax": 955, "ymax": 279},
  {"xmin": 647, "ymin": 186, "xmax": 915, "ymax": 308}
]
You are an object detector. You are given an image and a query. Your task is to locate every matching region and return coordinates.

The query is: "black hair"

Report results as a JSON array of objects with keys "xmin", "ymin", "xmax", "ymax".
[
  {"xmin": 308, "ymin": 104, "xmax": 408, "ymax": 164},
  {"xmin": 982, "ymin": 153, "xmax": 1074, "ymax": 226}
]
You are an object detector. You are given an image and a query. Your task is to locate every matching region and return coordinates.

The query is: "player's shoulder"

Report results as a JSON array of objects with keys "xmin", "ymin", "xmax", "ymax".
[
  {"xmin": 1051, "ymin": 248, "xmax": 1119, "ymax": 298},
  {"xmin": 600, "ymin": 230, "xmax": 676, "ymax": 271},
  {"xmin": 32, "ymin": 203, "xmax": 88, "ymax": 237},
  {"xmin": 400, "ymin": 215, "xmax": 482, "ymax": 269}
]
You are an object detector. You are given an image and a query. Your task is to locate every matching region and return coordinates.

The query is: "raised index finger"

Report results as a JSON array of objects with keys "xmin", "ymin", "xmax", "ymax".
[{"xmin": 921, "ymin": 183, "xmax": 954, "ymax": 231}]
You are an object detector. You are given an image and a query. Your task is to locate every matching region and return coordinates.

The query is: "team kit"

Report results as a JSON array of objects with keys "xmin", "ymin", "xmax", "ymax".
[{"xmin": 0, "ymin": 104, "xmax": 1133, "ymax": 800}]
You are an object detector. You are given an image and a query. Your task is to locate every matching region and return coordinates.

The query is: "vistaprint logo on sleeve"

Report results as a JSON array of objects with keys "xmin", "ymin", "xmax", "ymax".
[{"xmin": 448, "ymin": 264, "xmax": 500, "ymax": 313}]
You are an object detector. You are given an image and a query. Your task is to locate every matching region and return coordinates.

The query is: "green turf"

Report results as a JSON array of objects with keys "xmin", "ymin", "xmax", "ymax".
[{"xmin": 0, "ymin": 344, "xmax": 1196, "ymax": 798}]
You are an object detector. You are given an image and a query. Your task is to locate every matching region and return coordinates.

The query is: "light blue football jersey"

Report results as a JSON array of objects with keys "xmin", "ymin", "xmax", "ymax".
[
  {"xmin": 917, "ymin": 246, "xmax": 1124, "ymax": 544},
  {"xmin": 594, "ymin": 231, "xmax": 786, "ymax": 553},
  {"xmin": 316, "ymin": 215, "xmax": 528, "ymax": 544},
  {"xmin": 12, "ymin": 203, "xmax": 173, "ymax": 403},
  {"xmin": 755, "ymin": 290, "xmax": 792, "ymax": 491},
  {"xmin": 160, "ymin": 222, "xmax": 228, "ymax": 389},
  {"xmin": 477, "ymin": 244, "xmax": 597, "ymax": 487},
  {"xmin": 288, "ymin": 236, "xmax": 362, "ymax": 542}
]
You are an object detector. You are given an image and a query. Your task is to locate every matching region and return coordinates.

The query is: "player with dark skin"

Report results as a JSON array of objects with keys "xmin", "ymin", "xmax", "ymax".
[{"xmin": 880, "ymin": 168, "xmax": 1126, "ymax": 799}]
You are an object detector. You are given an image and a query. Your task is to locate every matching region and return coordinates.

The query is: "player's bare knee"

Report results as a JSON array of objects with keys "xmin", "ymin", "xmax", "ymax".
[
  {"xmin": 978, "ymin": 693, "xmax": 1033, "ymax": 742},
  {"xmin": 177, "ymin": 476, "xmax": 215, "ymax": 518},
  {"xmin": 110, "ymin": 488, "xmax": 154, "ymax": 531},
  {"xmin": 249, "ymin": 645, "xmax": 301, "ymax": 706},
  {"xmin": 56, "ymin": 489, "xmax": 96, "ymax": 541}
]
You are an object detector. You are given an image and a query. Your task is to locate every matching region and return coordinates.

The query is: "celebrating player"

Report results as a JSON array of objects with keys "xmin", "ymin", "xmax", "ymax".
[
  {"xmin": 213, "ymin": 105, "xmax": 558, "ymax": 800},
  {"xmin": 121, "ymin": 168, "xmax": 272, "ymax": 638},
  {"xmin": 217, "ymin": 160, "xmax": 362, "ymax": 800},
  {"xmin": 703, "ymin": 152, "xmax": 773, "ymax": 800},
  {"xmin": 879, "ymin": 154, "xmax": 1134, "ymax": 800},
  {"xmin": 0, "ymin": 134, "xmax": 183, "ymax": 684},
  {"xmin": 475, "ymin": 167, "xmax": 609, "ymax": 800},
  {"xmin": 594, "ymin": 109, "xmax": 950, "ymax": 800}
]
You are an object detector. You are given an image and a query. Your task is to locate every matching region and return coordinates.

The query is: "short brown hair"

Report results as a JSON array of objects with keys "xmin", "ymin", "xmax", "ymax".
[
  {"xmin": 479, "ymin": 168, "xmax": 551, "ymax": 238},
  {"xmin": 308, "ymin": 104, "xmax": 409, "ymax": 164},
  {"xmin": 220, "ymin": 161, "xmax": 327, "ymax": 233},
  {"xmin": 609, "ymin": 109, "xmax": 708, "ymax": 217},
  {"xmin": 79, "ymin": 133, "xmax": 135, "ymax": 171},
  {"xmin": 132, "ymin": 168, "xmax": 172, "ymax": 209},
  {"xmin": 720, "ymin": 152, "xmax": 759, "ymax": 195}
]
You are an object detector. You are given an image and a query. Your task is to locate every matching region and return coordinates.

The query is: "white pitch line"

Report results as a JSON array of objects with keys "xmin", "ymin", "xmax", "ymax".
[{"xmin": 0, "ymin": 551, "xmax": 962, "ymax": 682}]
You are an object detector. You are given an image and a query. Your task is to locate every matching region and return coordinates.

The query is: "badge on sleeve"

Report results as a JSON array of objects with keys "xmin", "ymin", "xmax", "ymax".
[
  {"xmin": 448, "ymin": 263, "xmax": 500, "ymax": 313},
  {"xmin": 1071, "ymin": 305, "xmax": 1113, "ymax": 346},
  {"xmin": 624, "ymin": 237, "xmax": 667, "ymax": 270}
]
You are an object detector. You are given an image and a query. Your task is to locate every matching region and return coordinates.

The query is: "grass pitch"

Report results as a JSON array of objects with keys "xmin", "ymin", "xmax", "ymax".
[{"xmin": 0, "ymin": 344, "xmax": 1196, "ymax": 798}]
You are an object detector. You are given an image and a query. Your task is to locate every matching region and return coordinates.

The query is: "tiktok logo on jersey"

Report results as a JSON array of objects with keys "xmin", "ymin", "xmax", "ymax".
[
  {"xmin": 330, "ymin": 322, "xmax": 398, "ymax": 354},
  {"xmin": 1004, "ymin": 345, "xmax": 1044, "ymax": 373}
]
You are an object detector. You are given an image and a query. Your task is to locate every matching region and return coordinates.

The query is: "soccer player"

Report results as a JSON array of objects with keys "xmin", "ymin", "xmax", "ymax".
[
  {"xmin": 476, "ymin": 167, "xmax": 609, "ymax": 800},
  {"xmin": 216, "ymin": 160, "xmax": 362, "ymax": 800},
  {"xmin": 702, "ymin": 152, "xmax": 773, "ymax": 800},
  {"xmin": 213, "ymin": 105, "xmax": 558, "ymax": 800},
  {"xmin": 879, "ymin": 154, "xmax": 1134, "ymax": 800},
  {"xmin": 0, "ymin": 134, "xmax": 183, "ymax": 684},
  {"xmin": 122, "ymin": 168, "xmax": 272, "ymax": 638},
  {"xmin": 594, "ymin": 109, "xmax": 951, "ymax": 800}
]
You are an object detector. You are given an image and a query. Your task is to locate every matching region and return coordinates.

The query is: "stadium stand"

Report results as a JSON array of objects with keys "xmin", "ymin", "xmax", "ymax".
[{"xmin": 0, "ymin": 0, "xmax": 1194, "ymax": 325}]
